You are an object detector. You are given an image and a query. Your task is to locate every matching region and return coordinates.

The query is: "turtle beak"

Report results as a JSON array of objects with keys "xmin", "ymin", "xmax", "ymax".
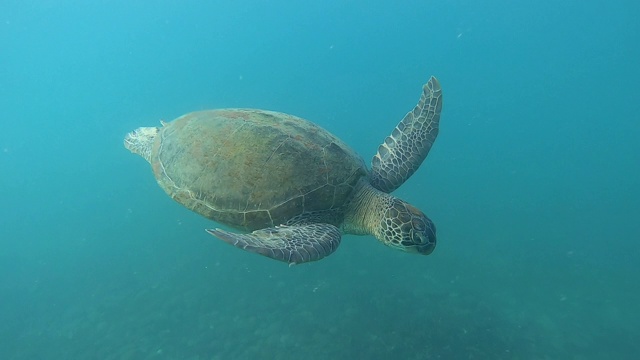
[
  {"xmin": 415, "ymin": 240, "xmax": 436, "ymax": 255},
  {"xmin": 408, "ymin": 216, "xmax": 436, "ymax": 255},
  {"xmin": 418, "ymin": 217, "xmax": 437, "ymax": 254}
]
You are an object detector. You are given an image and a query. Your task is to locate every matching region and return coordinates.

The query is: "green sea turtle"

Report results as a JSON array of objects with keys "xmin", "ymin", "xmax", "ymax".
[{"xmin": 124, "ymin": 76, "xmax": 443, "ymax": 264}]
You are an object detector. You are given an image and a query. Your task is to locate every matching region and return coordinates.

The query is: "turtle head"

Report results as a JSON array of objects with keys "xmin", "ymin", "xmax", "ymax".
[
  {"xmin": 124, "ymin": 126, "xmax": 160, "ymax": 163},
  {"xmin": 378, "ymin": 198, "xmax": 436, "ymax": 255}
]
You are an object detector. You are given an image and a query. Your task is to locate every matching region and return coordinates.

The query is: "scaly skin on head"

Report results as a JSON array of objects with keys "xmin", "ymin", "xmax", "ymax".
[
  {"xmin": 343, "ymin": 180, "xmax": 436, "ymax": 255},
  {"xmin": 124, "ymin": 126, "xmax": 159, "ymax": 163}
]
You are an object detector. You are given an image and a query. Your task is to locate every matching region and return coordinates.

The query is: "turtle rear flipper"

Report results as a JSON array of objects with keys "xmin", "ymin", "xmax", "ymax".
[
  {"xmin": 206, "ymin": 224, "xmax": 341, "ymax": 264},
  {"xmin": 370, "ymin": 76, "xmax": 443, "ymax": 193}
]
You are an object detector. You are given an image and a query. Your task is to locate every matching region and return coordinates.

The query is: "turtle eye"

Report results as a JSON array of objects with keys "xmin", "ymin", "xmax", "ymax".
[
  {"xmin": 412, "ymin": 231, "xmax": 426, "ymax": 245},
  {"xmin": 412, "ymin": 218, "xmax": 425, "ymax": 232}
]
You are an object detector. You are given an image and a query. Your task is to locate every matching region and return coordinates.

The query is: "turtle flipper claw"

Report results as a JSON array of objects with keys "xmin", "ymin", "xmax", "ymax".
[{"xmin": 206, "ymin": 224, "xmax": 342, "ymax": 264}]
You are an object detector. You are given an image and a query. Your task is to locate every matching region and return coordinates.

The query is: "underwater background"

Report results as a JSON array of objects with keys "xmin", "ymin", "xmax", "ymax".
[{"xmin": 1, "ymin": 0, "xmax": 639, "ymax": 359}]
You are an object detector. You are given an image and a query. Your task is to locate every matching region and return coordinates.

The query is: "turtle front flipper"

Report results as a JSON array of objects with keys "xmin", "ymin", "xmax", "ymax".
[
  {"xmin": 206, "ymin": 224, "xmax": 341, "ymax": 264},
  {"xmin": 370, "ymin": 76, "xmax": 443, "ymax": 193}
]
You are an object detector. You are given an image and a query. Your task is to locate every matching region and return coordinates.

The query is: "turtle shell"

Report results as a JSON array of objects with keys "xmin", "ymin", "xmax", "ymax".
[{"xmin": 149, "ymin": 109, "xmax": 368, "ymax": 231}]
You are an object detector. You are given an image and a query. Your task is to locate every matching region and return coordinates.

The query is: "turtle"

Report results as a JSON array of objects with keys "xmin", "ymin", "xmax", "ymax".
[{"xmin": 124, "ymin": 76, "xmax": 443, "ymax": 264}]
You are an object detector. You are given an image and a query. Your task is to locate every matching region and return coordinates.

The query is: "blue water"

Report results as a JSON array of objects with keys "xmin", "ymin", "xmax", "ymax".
[{"xmin": 1, "ymin": 0, "xmax": 639, "ymax": 358}]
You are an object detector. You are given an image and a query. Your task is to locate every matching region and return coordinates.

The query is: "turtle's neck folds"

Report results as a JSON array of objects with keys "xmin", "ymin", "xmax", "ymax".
[
  {"xmin": 124, "ymin": 126, "xmax": 160, "ymax": 163},
  {"xmin": 342, "ymin": 179, "xmax": 389, "ymax": 237}
]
